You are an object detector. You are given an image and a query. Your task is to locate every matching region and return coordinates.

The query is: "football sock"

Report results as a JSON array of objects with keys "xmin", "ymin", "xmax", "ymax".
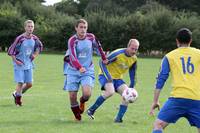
[
  {"xmin": 115, "ymin": 104, "xmax": 127, "ymax": 121},
  {"xmin": 88, "ymin": 95, "xmax": 105, "ymax": 112},
  {"xmin": 152, "ymin": 130, "xmax": 162, "ymax": 133},
  {"xmin": 15, "ymin": 92, "xmax": 22, "ymax": 97},
  {"xmin": 71, "ymin": 104, "xmax": 81, "ymax": 120},
  {"xmin": 80, "ymin": 96, "xmax": 88, "ymax": 103}
]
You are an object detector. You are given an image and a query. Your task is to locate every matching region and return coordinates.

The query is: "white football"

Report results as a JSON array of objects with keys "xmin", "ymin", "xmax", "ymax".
[{"xmin": 122, "ymin": 88, "xmax": 138, "ymax": 103}]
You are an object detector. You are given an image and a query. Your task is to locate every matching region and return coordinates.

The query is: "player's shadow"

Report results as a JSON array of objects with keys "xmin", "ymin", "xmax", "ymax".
[{"xmin": 0, "ymin": 104, "xmax": 14, "ymax": 108}]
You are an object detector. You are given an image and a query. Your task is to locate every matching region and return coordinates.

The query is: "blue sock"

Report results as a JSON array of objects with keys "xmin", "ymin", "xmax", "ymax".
[
  {"xmin": 152, "ymin": 130, "xmax": 162, "ymax": 133},
  {"xmin": 115, "ymin": 104, "xmax": 127, "ymax": 121},
  {"xmin": 89, "ymin": 95, "xmax": 105, "ymax": 112}
]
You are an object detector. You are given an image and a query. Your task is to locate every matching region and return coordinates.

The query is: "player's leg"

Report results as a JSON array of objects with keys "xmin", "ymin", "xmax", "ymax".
[
  {"xmin": 198, "ymin": 128, "xmax": 200, "ymax": 133},
  {"xmin": 15, "ymin": 83, "xmax": 23, "ymax": 94},
  {"xmin": 22, "ymin": 83, "xmax": 32, "ymax": 93},
  {"xmin": 69, "ymin": 91, "xmax": 82, "ymax": 121},
  {"xmin": 22, "ymin": 69, "xmax": 33, "ymax": 94},
  {"xmin": 87, "ymin": 75, "xmax": 114, "ymax": 119},
  {"xmin": 102, "ymin": 82, "xmax": 115, "ymax": 98},
  {"xmin": 13, "ymin": 69, "xmax": 24, "ymax": 106},
  {"xmin": 13, "ymin": 82, "xmax": 23, "ymax": 106},
  {"xmin": 66, "ymin": 74, "xmax": 82, "ymax": 121},
  {"xmin": 152, "ymin": 98, "xmax": 186, "ymax": 132},
  {"xmin": 115, "ymin": 83, "xmax": 128, "ymax": 123},
  {"xmin": 80, "ymin": 75, "xmax": 94, "ymax": 113},
  {"xmin": 80, "ymin": 85, "xmax": 92, "ymax": 114},
  {"xmin": 152, "ymin": 119, "xmax": 168, "ymax": 133}
]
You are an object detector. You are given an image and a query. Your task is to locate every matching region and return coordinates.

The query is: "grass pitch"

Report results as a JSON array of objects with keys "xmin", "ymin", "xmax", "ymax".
[{"xmin": 0, "ymin": 52, "xmax": 196, "ymax": 133}]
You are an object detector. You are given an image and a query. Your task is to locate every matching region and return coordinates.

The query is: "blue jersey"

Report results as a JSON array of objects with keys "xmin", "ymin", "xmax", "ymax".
[
  {"xmin": 67, "ymin": 33, "xmax": 106, "ymax": 75},
  {"xmin": 8, "ymin": 34, "xmax": 43, "ymax": 70}
]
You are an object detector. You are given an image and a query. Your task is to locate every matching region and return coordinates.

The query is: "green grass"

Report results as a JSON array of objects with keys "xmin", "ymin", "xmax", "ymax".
[{"xmin": 0, "ymin": 52, "xmax": 197, "ymax": 133}]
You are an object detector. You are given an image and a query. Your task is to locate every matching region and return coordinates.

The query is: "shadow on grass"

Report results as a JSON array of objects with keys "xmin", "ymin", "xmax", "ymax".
[
  {"xmin": 0, "ymin": 104, "xmax": 14, "ymax": 108},
  {"xmin": 53, "ymin": 118, "xmax": 139, "ymax": 125}
]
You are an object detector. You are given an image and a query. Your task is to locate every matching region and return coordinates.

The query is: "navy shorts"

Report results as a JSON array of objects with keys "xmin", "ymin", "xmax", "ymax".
[
  {"xmin": 158, "ymin": 97, "xmax": 200, "ymax": 128},
  {"xmin": 98, "ymin": 74, "xmax": 125, "ymax": 92}
]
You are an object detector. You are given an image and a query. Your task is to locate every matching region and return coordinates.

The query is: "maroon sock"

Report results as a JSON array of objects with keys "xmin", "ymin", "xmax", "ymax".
[
  {"xmin": 16, "ymin": 96, "xmax": 22, "ymax": 106},
  {"xmin": 80, "ymin": 96, "xmax": 88, "ymax": 104},
  {"xmin": 71, "ymin": 105, "xmax": 81, "ymax": 120}
]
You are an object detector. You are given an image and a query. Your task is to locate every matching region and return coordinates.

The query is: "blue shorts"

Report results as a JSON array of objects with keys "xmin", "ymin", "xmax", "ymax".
[
  {"xmin": 98, "ymin": 74, "xmax": 125, "ymax": 92},
  {"xmin": 63, "ymin": 76, "xmax": 67, "ymax": 90},
  {"xmin": 158, "ymin": 97, "xmax": 200, "ymax": 128},
  {"xmin": 14, "ymin": 69, "xmax": 33, "ymax": 83},
  {"xmin": 64, "ymin": 74, "xmax": 95, "ymax": 91}
]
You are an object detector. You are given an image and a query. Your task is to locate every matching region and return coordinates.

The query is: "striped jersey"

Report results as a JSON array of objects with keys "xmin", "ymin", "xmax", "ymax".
[
  {"xmin": 67, "ymin": 33, "xmax": 106, "ymax": 75},
  {"xmin": 8, "ymin": 33, "xmax": 43, "ymax": 70}
]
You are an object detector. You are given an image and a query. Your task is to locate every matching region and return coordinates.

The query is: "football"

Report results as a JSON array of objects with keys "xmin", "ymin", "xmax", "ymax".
[{"xmin": 122, "ymin": 88, "xmax": 138, "ymax": 103}]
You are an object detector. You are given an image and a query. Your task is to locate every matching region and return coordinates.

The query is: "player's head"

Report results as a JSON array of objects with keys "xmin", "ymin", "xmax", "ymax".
[
  {"xmin": 176, "ymin": 28, "xmax": 192, "ymax": 47},
  {"xmin": 75, "ymin": 19, "xmax": 88, "ymax": 39},
  {"xmin": 126, "ymin": 39, "xmax": 140, "ymax": 56},
  {"xmin": 24, "ymin": 20, "xmax": 34, "ymax": 35}
]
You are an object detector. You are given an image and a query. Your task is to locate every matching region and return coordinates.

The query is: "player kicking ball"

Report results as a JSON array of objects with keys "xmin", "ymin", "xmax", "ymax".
[{"xmin": 87, "ymin": 39, "xmax": 139, "ymax": 123}]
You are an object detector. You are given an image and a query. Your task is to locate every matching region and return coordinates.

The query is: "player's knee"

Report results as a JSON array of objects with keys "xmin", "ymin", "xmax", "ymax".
[
  {"xmin": 103, "ymin": 90, "xmax": 115, "ymax": 98},
  {"xmin": 82, "ymin": 85, "xmax": 92, "ymax": 96},
  {"xmin": 109, "ymin": 89, "xmax": 115, "ymax": 96},
  {"xmin": 82, "ymin": 90, "xmax": 91, "ymax": 99},
  {"xmin": 153, "ymin": 120, "xmax": 165, "ymax": 130}
]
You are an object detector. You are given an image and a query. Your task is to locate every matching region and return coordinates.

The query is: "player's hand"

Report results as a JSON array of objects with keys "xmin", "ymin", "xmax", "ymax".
[
  {"xmin": 15, "ymin": 60, "xmax": 23, "ymax": 65},
  {"xmin": 149, "ymin": 102, "xmax": 160, "ymax": 116},
  {"xmin": 79, "ymin": 67, "xmax": 86, "ymax": 73},
  {"xmin": 30, "ymin": 54, "xmax": 36, "ymax": 61},
  {"xmin": 102, "ymin": 59, "xmax": 109, "ymax": 64}
]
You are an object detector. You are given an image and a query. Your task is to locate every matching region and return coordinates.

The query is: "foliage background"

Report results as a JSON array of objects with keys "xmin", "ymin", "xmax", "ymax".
[{"xmin": 0, "ymin": 0, "xmax": 200, "ymax": 53}]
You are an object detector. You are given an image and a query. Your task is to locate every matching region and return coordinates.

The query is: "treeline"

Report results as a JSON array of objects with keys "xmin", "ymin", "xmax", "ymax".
[{"xmin": 0, "ymin": 0, "xmax": 200, "ymax": 53}]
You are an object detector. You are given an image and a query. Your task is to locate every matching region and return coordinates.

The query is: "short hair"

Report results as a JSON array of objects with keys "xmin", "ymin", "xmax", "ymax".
[
  {"xmin": 176, "ymin": 28, "xmax": 192, "ymax": 44},
  {"xmin": 24, "ymin": 20, "xmax": 34, "ymax": 27},
  {"xmin": 75, "ymin": 19, "xmax": 88, "ymax": 27},
  {"xmin": 127, "ymin": 39, "xmax": 140, "ymax": 47}
]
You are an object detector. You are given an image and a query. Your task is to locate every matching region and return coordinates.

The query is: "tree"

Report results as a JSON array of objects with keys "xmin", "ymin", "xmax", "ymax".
[
  {"xmin": 157, "ymin": 0, "xmax": 200, "ymax": 14},
  {"xmin": 55, "ymin": 0, "xmax": 79, "ymax": 16},
  {"xmin": 0, "ymin": 2, "xmax": 24, "ymax": 50}
]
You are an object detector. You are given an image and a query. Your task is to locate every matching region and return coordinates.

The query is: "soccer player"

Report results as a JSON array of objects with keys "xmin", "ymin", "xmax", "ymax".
[
  {"xmin": 8, "ymin": 20, "xmax": 43, "ymax": 106},
  {"xmin": 64, "ymin": 19, "xmax": 108, "ymax": 121},
  {"xmin": 87, "ymin": 39, "xmax": 139, "ymax": 123},
  {"xmin": 150, "ymin": 28, "xmax": 200, "ymax": 133}
]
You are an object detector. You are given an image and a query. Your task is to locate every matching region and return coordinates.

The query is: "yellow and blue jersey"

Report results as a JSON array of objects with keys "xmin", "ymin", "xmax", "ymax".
[
  {"xmin": 156, "ymin": 47, "xmax": 200, "ymax": 100},
  {"xmin": 99, "ymin": 48, "xmax": 137, "ymax": 88}
]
